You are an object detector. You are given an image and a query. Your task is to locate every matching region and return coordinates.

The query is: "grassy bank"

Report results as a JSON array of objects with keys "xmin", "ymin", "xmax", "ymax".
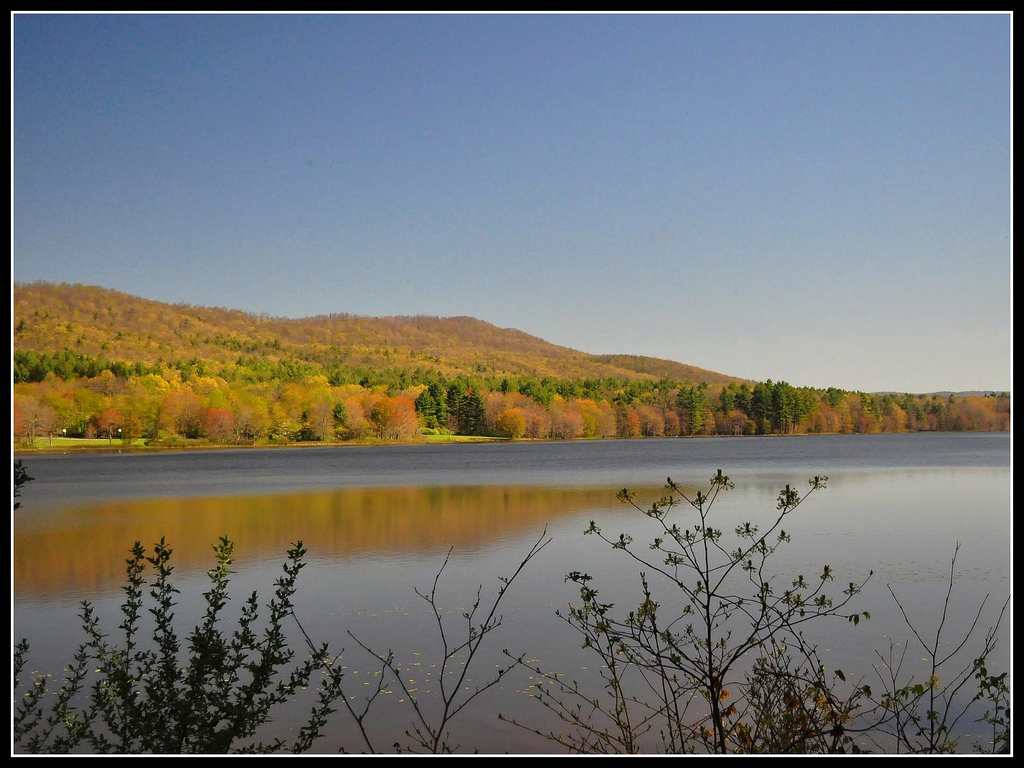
[
  {"xmin": 13, "ymin": 429, "xmax": 994, "ymax": 457},
  {"xmin": 13, "ymin": 433, "xmax": 508, "ymax": 455}
]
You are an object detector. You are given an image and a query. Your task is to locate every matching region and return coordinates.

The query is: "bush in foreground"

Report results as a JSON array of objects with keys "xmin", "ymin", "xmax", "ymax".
[{"xmin": 14, "ymin": 538, "xmax": 344, "ymax": 753}]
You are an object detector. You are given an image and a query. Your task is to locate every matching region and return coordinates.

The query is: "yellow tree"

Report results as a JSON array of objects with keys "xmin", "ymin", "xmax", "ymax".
[{"xmin": 495, "ymin": 407, "xmax": 527, "ymax": 439}]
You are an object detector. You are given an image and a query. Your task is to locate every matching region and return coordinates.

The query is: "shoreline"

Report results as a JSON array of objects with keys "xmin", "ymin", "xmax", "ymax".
[
  {"xmin": 12, "ymin": 434, "xmax": 507, "ymax": 456},
  {"xmin": 12, "ymin": 429, "xmax": 1005, "ymax": 458}
]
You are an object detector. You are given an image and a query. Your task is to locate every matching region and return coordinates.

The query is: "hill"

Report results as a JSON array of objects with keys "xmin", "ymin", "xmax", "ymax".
[{"xmin": 13, "ymin": 282, "xmax": 745, "ymax": 386}]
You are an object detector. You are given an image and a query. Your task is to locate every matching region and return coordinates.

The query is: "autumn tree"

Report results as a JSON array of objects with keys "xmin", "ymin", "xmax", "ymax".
[
  {"xmin": 616, "ymin": 404, "xmax": 641, "ymax": 439},
  {"xmin": 14, "ymin": 396, "xmax": 56, "ymax": 445},
  {"xmin": 94, "ymin": 408, "xmax": 123, "ymax": 441},
  {"xmin": 495, "ymin": 408, "xmax": 527, "ymax": 439},
  {"xmin": 202, "ymin": 408, "xmax": 236, "ymax": 443},
  {"xmin": 307, "ymin": 397, "xmax": 335, "ymax": 441},
  {"xmin": 368, "ymin": 395, "xmax": 419, "ymax": 440}
]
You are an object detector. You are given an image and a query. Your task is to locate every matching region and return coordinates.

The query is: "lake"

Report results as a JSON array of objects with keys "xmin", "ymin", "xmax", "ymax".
[{"xmin": 13, "ymin": 433, "xmax": 1011, "ymax": 753}]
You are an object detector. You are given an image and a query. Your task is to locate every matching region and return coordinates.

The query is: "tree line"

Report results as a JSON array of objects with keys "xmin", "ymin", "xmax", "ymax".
[{"xmin": 12, "ymin": 351, "xmax": 1010, "ymax": 446}]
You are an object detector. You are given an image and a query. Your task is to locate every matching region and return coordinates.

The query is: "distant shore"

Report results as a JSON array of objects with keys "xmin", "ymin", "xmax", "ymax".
[
  {"xmin": 12, "ymin": 433, "xmax": 508, "ymax": 456},
  {"xmin": 13, "ymin": 430, "xmax": 1007, "ymax": 457}
]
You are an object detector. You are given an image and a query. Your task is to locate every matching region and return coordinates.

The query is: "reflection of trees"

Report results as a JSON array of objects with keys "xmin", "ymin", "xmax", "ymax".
[{"xmin": 14, "ymin": 486, "xmax": 640, "ymax": 596}]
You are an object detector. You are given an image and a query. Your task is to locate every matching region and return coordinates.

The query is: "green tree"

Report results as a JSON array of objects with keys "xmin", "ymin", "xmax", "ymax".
[
  {"xmin": 445, "ymin": 384, "xmax": 463, "ymax": 433},
  {"xmin": 429, "ymin": 382, "xmax": 449, "ymax": 428},
  {"xmin": 460, "ymin": 390, "xmax": 487, "ymax": 436},
  {"xmin": 676, "ymin": 384, "xmax": 708, "ymax": 435},
  {"xmin": 415, "ymin": 387, "xmax": 437, "ymax": 428},
  {"xmin": 332, "ymin": 401, "xmax": 348, "ymax": 434}
]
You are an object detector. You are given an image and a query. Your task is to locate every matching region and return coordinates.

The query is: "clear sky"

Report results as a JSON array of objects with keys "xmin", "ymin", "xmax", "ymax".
[{"xmin": 13, "ymin": 13, "xmax": 1011, "ymax": 393}]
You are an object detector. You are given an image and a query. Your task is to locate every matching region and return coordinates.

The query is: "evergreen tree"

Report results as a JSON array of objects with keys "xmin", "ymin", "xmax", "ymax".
[
  {"xmin": 415, "ymin": 388, "xmax": 438, "ymax": 428},
  {"xmin": 332, "ymin": 402, "xmax": 347, "ymax": 429},
  {"xmin": 676, "ymin": 384, "xmax": 708, "ymax": 435},
  {"xmin": 429, "ymin": 382, "xmax": 448, "ymax": 427},
  {"xmin": 751, "ymin": 381, "xmax": 773, "ymax": 434},
  {"xmin": 446, "ymin": 384, "xmax": 464, "ymax": 432},
  {"xmin": 460, "ymin": 389, "xmax": 487, "ymax": 436}
]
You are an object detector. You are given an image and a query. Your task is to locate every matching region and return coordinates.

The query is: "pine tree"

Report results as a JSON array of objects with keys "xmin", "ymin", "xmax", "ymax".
[
  {"xmin": 415, "ymin": 388, "xmax": 438, "ymax": 428},
  {"xmin": 446, "ymin": 384, "xmax": 463, "ymax": 433},
  {"xmin": 460, "ymin": 389, "xmax": 486, "ymax": 436},
  {"xmin": 676, "ymin": 384, "xmax": 708, "ymax": 435},
  {"xmin": 429, "ymin": 382, "xmax": 448, "ymax": 428}
]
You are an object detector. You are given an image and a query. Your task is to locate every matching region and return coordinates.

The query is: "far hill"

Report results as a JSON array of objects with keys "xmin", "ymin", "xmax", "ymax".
[
  {"xmin": 875, "ymin": 390, "xmax": 1010, "ymax": 397},
  {"xmin": 13, "ymin": 282, "xmax": 746, "ymax": 386},
  {"xmin": 592, "ymin": 354, "xmax": 745, "ymax": 384}
]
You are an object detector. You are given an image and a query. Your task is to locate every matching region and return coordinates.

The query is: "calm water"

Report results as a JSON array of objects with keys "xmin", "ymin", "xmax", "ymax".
[{"xmin": 13, "ymin": 433, "xmax": 1011, "ymax": 753}]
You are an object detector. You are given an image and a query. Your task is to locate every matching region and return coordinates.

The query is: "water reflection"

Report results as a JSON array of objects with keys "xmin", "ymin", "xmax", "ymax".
[
  {"xmin": 14, "ymin": 485, "xmax": 650, "ymax": 598},
  {"xmin": 12, "ymin": 457, "xmax": 1010, "ymax": 752}
]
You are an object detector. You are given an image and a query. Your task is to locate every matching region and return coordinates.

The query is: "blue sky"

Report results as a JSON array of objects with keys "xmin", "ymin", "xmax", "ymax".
[{"xmin": 13, "ymin": 13, "xmax": 1011, "ymax": 392}]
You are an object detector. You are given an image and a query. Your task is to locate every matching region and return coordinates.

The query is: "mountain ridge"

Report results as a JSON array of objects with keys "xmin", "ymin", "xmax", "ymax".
[{"xmin": 13, "ymin": 282, "xmax": 746, "ymax": 386}]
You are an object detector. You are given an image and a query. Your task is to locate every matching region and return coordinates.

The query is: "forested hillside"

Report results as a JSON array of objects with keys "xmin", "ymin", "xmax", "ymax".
[
  {"xmin": 12, "ymin": 282, "xmax": 1010, "ymax": 447},
  {"xmin": 13, "ymin": 282, "xmax": 743, "ymax": 384}
]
